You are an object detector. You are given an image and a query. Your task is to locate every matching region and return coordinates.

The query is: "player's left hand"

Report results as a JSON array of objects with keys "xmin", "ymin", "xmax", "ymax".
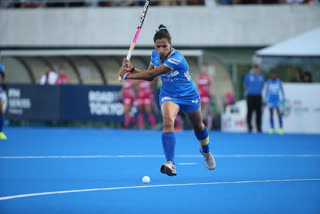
[{"xmin": 122, "ymin": 58, "xmax": 132, "ymax": 69}]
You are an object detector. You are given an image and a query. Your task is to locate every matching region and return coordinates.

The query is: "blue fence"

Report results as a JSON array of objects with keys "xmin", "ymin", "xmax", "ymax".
[{"xmin": 4, "ymin": 84, "xmax": 123, "ymax": 122}]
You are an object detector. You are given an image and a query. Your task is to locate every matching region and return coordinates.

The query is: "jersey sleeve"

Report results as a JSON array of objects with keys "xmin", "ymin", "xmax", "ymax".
[
  {"xmin": 243, "ymin": 74, "xmax": 249, "ymax": 86},
  {"xmin": 163, "ymin": 53, "xmax": 182, "ymax": 71},
  {"xmin": 150, "ymin": 50, "xmax": 157, "ymax": 66}
]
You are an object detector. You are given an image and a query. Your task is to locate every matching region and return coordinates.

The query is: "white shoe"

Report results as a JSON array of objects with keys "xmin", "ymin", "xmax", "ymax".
[
  {"xmin": 200, "ymin": 149, "xmax": 216, "ymax": 170},
  {"xmin": 160, "ymin": 161, "xmax": 177, "ymax": 176}
]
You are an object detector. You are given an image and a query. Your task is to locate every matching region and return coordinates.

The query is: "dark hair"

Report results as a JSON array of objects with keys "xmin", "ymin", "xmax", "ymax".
[
  {"xmin": 153, "ymin": 24, "xmax": 171, "ymax": 43},
  {"xmin": 45, "ymin": 64, "xmax": 53, "ymax": 70},
  {"xmin": 270, "ymin": 70, "xmax": 277, "ymax": 74},
  {"xmin": 304, "ymin": 71, "xmax": 312, "ymax": 82}
]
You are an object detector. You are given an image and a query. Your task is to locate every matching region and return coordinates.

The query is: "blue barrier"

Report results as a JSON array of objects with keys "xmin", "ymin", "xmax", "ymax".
[{"xmin": 4, "ymin": 84, "xmax": 123, "ymax": 122}]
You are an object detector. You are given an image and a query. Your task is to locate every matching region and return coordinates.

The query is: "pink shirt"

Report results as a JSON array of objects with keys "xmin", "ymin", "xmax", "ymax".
[
  {"xmin": 56, "ymin": 75, "xmax": 69, "ymax": 85},
  {"xmin": 123, "ymin": 80, "xmax": 135, "ymax": 98},
  {"xmin": 138, "ymin": 80, "xmax": 152, "ymax": 98},
  {"xmin": 197, "ymin": 74, "xmax": 210, "ymax": 97}
]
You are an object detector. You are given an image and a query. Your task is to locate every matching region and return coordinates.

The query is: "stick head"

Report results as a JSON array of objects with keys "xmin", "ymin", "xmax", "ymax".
[{"xmin": 137, "ymin": 0, "xmax": 150, "ymax": 29}]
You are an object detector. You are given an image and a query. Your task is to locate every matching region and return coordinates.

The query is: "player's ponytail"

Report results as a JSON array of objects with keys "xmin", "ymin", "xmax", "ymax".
[{"xmin": 153, "ymin": 24, "xmax": 171, "ymax": 43}]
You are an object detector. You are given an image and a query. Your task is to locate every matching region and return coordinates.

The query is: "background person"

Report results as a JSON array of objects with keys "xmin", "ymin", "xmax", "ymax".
[
  {"xmin": 40, "ymin": 64, "xmax": 58, "ymax": 85},
  {"xmin": 264, "ymin": 71, "xmax": 285, "ymax": 134},
  {"xmin": 118, "ymin": 79, "xmax": 136, "ymax": 129},
  {"xmin": 56, "ymin": 66, "xmax": 70, "ymax": 85},
  {"xmin": 303, "ymin": 72, "xmax": 312, "ymax": 82},
  {"xmin": 196, "ymin": 64, "xmax": 213, "ymax": 130},
  {"xmin": 223, "ymin": 92, "xmax": 234, "ymax": 112},
  {"xmin": 291, "ymin": 69, "xmax": 303, "ymax": 83},
  {"xmin": 243, "ymin": 63, "xmax": 264, "ymax": 133},
  {"xmin": 136, "ymin": 80, "xmax": 157, "ymax": 129}
]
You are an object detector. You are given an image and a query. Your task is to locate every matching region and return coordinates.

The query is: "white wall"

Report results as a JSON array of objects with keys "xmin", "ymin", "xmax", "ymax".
[{"xmin": 0, "ymin": 5, "xmax": 320, "ymax": 48}]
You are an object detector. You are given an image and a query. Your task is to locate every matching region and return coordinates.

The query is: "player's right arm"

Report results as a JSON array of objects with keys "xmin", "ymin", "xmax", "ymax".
[
  {"xmin": 125, "ymin": 65, "xmax": 169, "ymax": 81},
  {"xmin": 119, "ymin": 60, "xmax": 170, "ymax": 81},
  {"xmin": 243, "ymin": 74, "xmax": 248, "ymax": 96}
]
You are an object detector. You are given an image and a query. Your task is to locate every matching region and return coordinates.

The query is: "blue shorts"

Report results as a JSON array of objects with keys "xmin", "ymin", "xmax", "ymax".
[
  {"xmin": 268, "ymin": 100, "xmax": 280, "ymax": 108},
  {"xmin": 160, "ymin": 94, "xmax": 201, "ymax": 113}
]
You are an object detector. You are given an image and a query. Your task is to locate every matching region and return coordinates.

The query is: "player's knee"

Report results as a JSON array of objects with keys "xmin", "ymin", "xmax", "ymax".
[
  {"xmin": 162, "ymin": 116, "xmax": 174, "ymax": 130},
  {"xmin": 193, "ymin": 122, "xmax": 205, "ymax": 133}
]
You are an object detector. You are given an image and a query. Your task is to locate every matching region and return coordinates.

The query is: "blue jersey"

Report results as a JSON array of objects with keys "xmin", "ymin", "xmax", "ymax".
[
  {"xmin": 265, "ymin": 79, "xmax": 285, "ymax": 107},
  {"xmin": 150, "ymin": 48, "xmax": 198, "ymax": 100},
  {"xmin": 243, "ymin": 71, "xmax": 264, "ymax": 95},
  {"xmin": 150, "ymin": 48, "xmax": 200, "ymax": 112}
]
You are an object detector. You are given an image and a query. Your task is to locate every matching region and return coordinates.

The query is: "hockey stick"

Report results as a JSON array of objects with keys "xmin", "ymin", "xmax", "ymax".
[{"xmin": 118, "ymin": 0, "xmax": 150, "ymax": 81}]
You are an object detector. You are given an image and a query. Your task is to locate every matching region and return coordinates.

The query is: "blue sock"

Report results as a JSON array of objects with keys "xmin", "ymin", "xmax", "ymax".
[
  {"xmin": 195, "ymin": 126, "xmax": 210, "ymax": 153},
  {"xmin": 270, "ymin": 116, "xmax": 274, "ymax": 129},
  {"xmin": 0, "ymin": 116, "xmax": 4, "ymax": 132},
  {"xmin": 278, "ymin": 115, "xmax": 283, "ymax": 128},
  {"xmin": 162, "ymin": 132, "xmax": 176, "ymax": 164}
]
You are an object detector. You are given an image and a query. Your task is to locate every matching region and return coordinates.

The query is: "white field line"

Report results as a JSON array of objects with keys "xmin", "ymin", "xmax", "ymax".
[
  {"xmin": 0, "ymin": 154, "xmax": 319, "ymax": 159},
  {"xmin": 0, "ymin": 178, "xmax": 318, "ymax": 201},
  {"xmin": 177, "ymin": 163, "xmax": 198, "ymax": 165}
]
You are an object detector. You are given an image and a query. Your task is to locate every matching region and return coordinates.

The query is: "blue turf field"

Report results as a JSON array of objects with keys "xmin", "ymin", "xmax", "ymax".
[{"xmin": 0, "ymin": 127, "xmax": 319, "ymax": 214}]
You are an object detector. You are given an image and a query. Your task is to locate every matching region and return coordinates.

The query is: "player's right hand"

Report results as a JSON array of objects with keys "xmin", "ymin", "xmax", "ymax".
[{"xmin": 119, "ymin": 66, "xmax": 127, "ymax": 79}]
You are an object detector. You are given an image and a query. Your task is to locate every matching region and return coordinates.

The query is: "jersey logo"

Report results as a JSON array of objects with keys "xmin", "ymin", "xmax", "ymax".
[
  {"xmin": 166, "ymin": 70, "xmax": 179, "ymax": 77},
  {"xmin": 168, "ymin": 58, "xmax": 180, "ymax": 65},
  {"xmin": 192, "ymin": 99, "xmax": 199, "ymax": 104}
]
